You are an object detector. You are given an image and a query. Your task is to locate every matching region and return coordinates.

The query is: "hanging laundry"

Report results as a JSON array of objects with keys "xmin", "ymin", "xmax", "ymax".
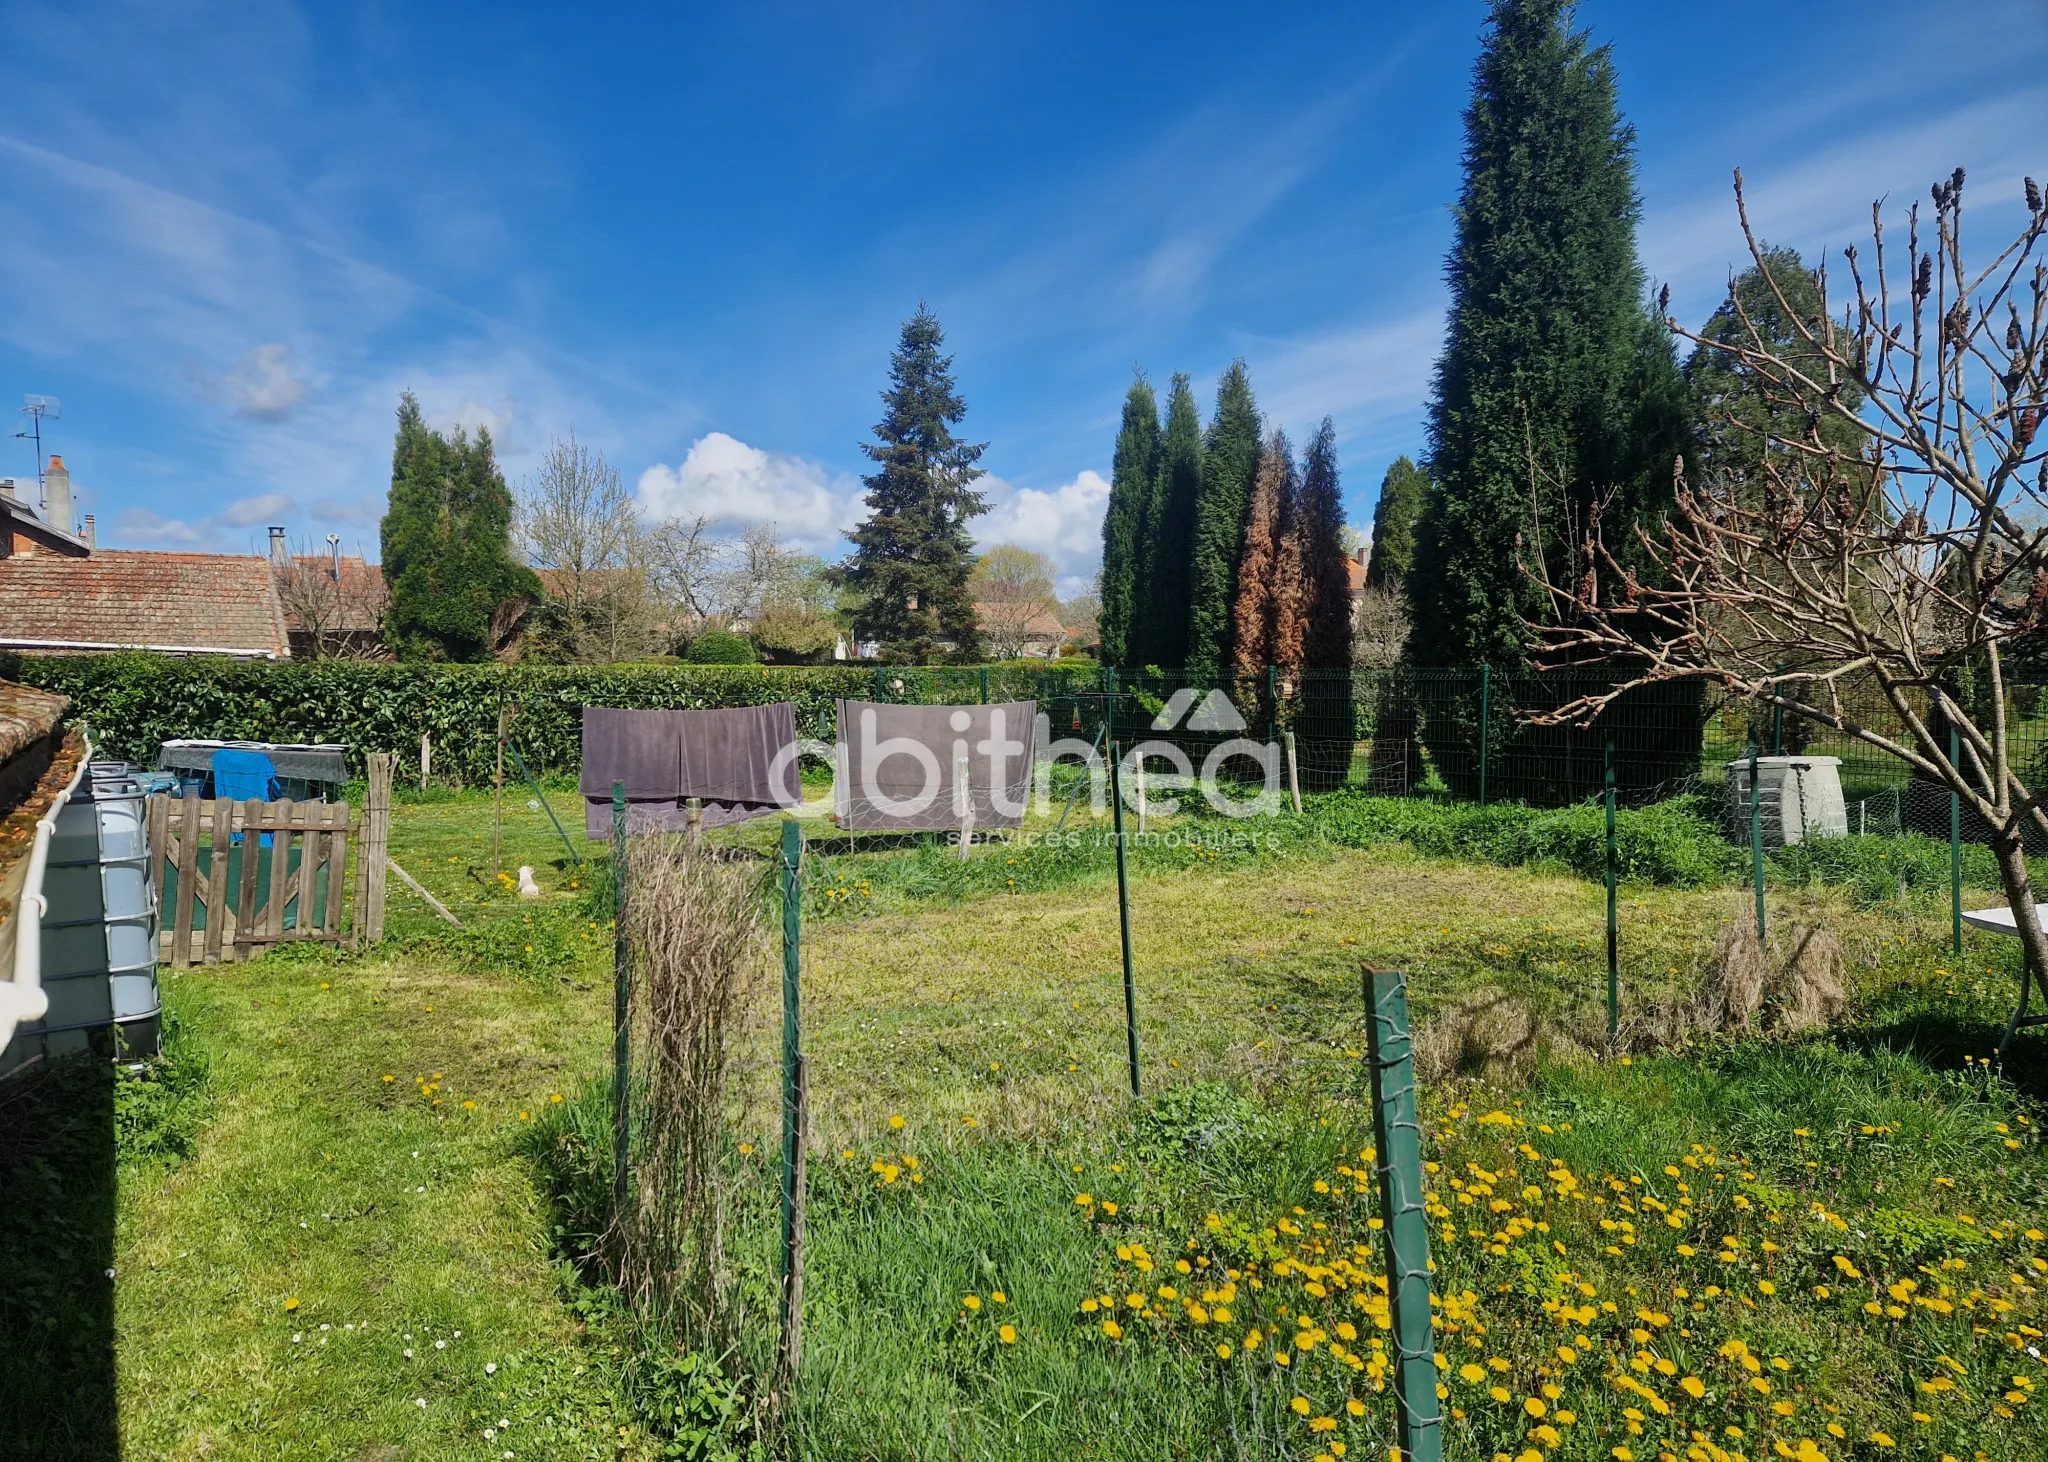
[
  {"xmin": 833, "ymin": 699, "xmax": 1037, "ymax": 832},
  {"xmin": 580, "ymin": 703, "xmax": 802, "ymax": 837}
]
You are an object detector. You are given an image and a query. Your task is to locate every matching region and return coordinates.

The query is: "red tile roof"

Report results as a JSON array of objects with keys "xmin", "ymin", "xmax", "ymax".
[
  {"xmin": 0, "ymin": 681, "xmax": 67, "ymax": 766},
  {"xmin": 278, "ymin": 554, "xmax": 387, "ymax": 634},
  {"xmin": 1347, "ymin": 552, "xmax": 1368, "ymax": 592},
  {"xmin": 0, "ymin": 550, "xmax": 290, "ymax": 657}
]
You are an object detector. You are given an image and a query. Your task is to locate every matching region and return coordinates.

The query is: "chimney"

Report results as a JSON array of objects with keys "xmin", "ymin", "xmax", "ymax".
[
  {"xmin": 0, "ymin": 478, "xmax": 16, "ymax": 502},
  {"xmin": 82, "ymin": 514, "xmax": 96, "ymax": 549},
  {"xmin": 268, "ymin": 525, "xmax": 288, "ymax": 567},
  {"xmin": 44, "ymin": 454, "xmax": 72, "ymax": 533}
]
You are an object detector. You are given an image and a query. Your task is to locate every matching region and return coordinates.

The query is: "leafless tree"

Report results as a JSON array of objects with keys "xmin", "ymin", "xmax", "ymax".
[
  {"xmin": 971, "ymin": 544, "xmax": 1062, "ymax": 658},
  {"xmin": 273, "ymin": 538, "xmax": 390, "ymax": 660},
  {"xmin": 519, "ymin": 432, "xmax": 662, "ymax": 662},
  {"xmin": 1534, "ymin": 168, "xmax": 2048, "ymax": 1054},
  {"xmin": 1351, "ymin": 583, "xmax": 1410, "ymax": 670}
]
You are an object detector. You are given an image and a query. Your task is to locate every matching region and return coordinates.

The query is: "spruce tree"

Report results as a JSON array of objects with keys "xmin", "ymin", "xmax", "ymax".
[
  {"xmin": 381, "ymin": 392, "xmax": 539, "ymax": 662},
  {"xmin": 840, "ymin": 306, "xmax": 989, "ymax": 663},
  {"xmin": 1132, "ymin": 373, "xmax": 1203, "ymax": 668},
  {"xmin": 1409, "ymin": 0, "xmax": 1690, "ymax": 670},
  {"xmin": 1231, "ymin": 429, "xmax": 1293, "ymax": 685},
  {"xmin": 1186, "ymin": 360, "xmax": 1261, "ymax": 671},
  {"xmin": 1365, "ymin": 455, "xmax": 1429, "ymax": 588},
  {"xmin": 1098, "ymin": 374, "xmax": 1160, "ymax": 666}
]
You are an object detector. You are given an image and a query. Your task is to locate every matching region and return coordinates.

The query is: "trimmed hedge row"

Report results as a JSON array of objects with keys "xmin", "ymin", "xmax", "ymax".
[{"xmin": 2, "ymin": 654, "xmax": 881, "ymax": 784}]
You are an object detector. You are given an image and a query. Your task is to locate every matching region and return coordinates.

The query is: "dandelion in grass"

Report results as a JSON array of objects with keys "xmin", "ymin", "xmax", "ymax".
[{"xmin": 998, "ymin": 1325, "xmax": 1016, "ymax": 1344}]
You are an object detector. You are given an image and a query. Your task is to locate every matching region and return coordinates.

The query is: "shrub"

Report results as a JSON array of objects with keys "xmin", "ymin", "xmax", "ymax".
[{"xmin": 684, "ymin": 631, "xmax": 757, "ymax": 665}]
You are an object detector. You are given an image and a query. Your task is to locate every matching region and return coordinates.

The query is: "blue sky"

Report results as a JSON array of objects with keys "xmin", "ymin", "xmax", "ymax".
[{"xmin": 1, "ymin": 2, "xmax": 2043, "ymax": 596}]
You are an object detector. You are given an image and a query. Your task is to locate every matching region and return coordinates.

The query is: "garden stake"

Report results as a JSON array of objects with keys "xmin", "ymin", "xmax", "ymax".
[
  {"xmin": 1477, "ymin": 663, "xmax": 1491, "ymax": 806},
  {"xmin": 1108, "ymin": 740, "xmax": 1140, "ymax": 1097},
  {"xmin": 1748, "ymin": 742, "xmax": 1766, "ymax": 944},
  {"xmin": 1605, "ymin": 737, "xmax": 1618, "ymax": 1050},
  {"xmin": 1362, "ymin": 967, "xmax": 1442, "ymax": 1462},
  {"xmin": 505, "ymin": 738, "xmax": 582, "ymax": 870},
  {"xmin": 777, "ymin": 819, "xmax": 806, "ymax": 1388},
  {"xmin": 1951, "ymin": 726, "xmax": 1963, "ymax": 956},
  {"xmin": 1283, "ymin": 730, "xmax": 1302, "ymax": 815},
  {"xmin": 609, "ymin": 782, "xmax": 630, "ymax": 1230},
  {"xmin": 492, "ymin": 698, "xmax": 507, "ymax": 877}
]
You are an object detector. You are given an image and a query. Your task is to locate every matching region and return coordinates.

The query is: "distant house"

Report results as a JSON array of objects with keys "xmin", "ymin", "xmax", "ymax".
[{"xmin": 0, "ymin": 459, "xmax": 382, "ymax": 660}]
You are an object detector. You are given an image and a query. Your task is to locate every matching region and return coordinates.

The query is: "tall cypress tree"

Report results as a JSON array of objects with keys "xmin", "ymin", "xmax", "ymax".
[
  {"xmin": 1231, "ymin": 429, "xmax": 1293, "ymax": 685},
  {"xmin": 1290, "ymin": 417, "xmax": 1356, "ymax": 788},
  {"xmin": 1409, "ymin": 0, "xmax": 1689, "ymax": 669},
  {"xmin": 1295, "ymin": 418, "xmax": 1354, "ymax": 672},
  {"xmin": 841, "ymin": 305, "xmax": 989, "ymax": 663},
  {"xmin": 1186, "ymin": 360, "xmax": 1261, "ymax": 671},
  {"xmin": 1099, "ymin": 374, "xmax": 1161, "ymax": 667},
  {"xmin": 1133, "ymin": 373, "xmax": 1203, "ymax": 668},
  {"xmin": 381, "ymin": 392, "xmax": 538, "ymax": 662},
  {"xmin": 1365, "ymin": 456, "xmax": 1429, "ymax": 589}
]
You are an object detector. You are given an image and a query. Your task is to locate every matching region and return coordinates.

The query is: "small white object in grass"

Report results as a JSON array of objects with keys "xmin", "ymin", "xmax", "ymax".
[
  {"xmin": 517, "ymin": 865, "xmax": 541, "ymax": 899},
  {"xmin": 436, "ymin": 1340, "xmax": 447, "ymax": 1350},
  {"xmin": 485, "ymin": 1362, "xmax": 497, "ymax": 1375},
  {"xmin": 526, "ymin": 799, "xmax": 540, "ymax": 812}
]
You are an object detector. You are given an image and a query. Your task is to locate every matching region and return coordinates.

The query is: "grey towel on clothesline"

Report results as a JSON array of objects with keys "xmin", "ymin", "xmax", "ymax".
[
  {"xmin": 580, "ymin": 702, "xmax": 801, "ymax": 837},
  {"xmin": 833, "ymin": 699, "xmax": 1037, "ymax": 832}
]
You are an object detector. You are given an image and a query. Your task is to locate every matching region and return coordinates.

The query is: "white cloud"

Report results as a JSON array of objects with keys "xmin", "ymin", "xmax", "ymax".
[
  {"xmin": 220, "ymin": 491, "xmax": 293, "ymax": 527},
  {"xmin": 636, "ymin": 432, "xmax": 864, "ymax": 555},
  {"xmin": 111, "ymin": 506, "xmax": 204, "ymax": 546},
  {"xmin": 975, "ymin": 469, "xmax": 1111, "ymax": 599},
  {"xmin": 225, "ymin": 342, "xmax": 308, "ymax": 420}
]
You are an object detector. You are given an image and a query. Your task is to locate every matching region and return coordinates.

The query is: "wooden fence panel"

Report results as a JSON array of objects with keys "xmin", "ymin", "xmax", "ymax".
[{"xmin": 147, "ymin": 792, "xmax": 366, "ymax": 963}]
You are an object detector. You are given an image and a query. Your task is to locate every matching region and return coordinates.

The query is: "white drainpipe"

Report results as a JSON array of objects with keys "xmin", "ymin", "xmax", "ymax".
[{"xmin": 0, "ymin": 735, "xmax": 93, "ymax": 1054}]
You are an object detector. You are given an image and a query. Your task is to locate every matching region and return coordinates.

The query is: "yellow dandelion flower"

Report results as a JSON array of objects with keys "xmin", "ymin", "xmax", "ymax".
[{"xmin": 998, "ymin": 1324, "xmax": 1017, "ymax": 1344}]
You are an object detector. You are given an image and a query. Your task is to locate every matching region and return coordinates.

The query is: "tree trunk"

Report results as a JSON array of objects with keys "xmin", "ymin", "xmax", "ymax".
[{"xmin": 1990, "ymin": 828, "xmax": 2043, "ymax": 1061}]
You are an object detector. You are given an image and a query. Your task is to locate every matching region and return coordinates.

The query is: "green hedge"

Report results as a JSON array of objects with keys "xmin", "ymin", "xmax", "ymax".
[{"xmin": 3, "ymin": 654, "xmax": 881, "ymax": 785}]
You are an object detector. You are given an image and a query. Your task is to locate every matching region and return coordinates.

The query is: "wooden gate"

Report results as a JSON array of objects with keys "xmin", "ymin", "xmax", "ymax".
[{"xmin": 147, "ymin": 752, "xmax": 392, "ymax": 966}]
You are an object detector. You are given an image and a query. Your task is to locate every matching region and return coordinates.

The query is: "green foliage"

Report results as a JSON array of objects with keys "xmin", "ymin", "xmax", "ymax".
[
  {"xmin": 9, "ymin": 653, "xmax": 889, "ymax": 785},
  {"xmin": 1132, "ymin": 372, "xmax": 1203, "ymax": 669},
  {"xmin": 683, "ymin": 629, "xmax": 758, "ymax": 665},
  {"xmin": 1099, "ymin": 374, "xmax": 1161, "ymax": 667},
  {"xmin": 839, "ymin": 306, "xmax": 989, "ymax": 663},
  {"xmin": 1307, "ymin": 788, "xmax": 1742, "ymax": 886},
  {"xmin": 1686, "ymin": 245, "xmax": 1866, "ymax": 497},
  {"xmin": 1186, "ymin": 361, "xmax": 1261, "ymax": 671},
  {"xmin": 1410, "ymin": 0, "xmax": 1690, "ymax": 669},
  {"xmin": 1364, "ymin": 455, "xmax": 1428, "ymax": 589},
  {"xmin": 380, "ymin": 392, "xmax": 542, "ymax": 662},
  {"xmin": 439, "ymin": 904, "xmax": 588, "ymax": 981},
  {"xmin": 114, "ymin": 1010, "xmax": 212, "ymax": 1167}
]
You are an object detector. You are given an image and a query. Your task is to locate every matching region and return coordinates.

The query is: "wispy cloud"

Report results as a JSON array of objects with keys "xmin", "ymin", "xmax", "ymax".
[
  {"xmin": 636, "ymin": 434, "xmax": 865, "ymax": 557},
  {"xmin": 974, "ymin": 469, "xmax": 1111, "ymax": 599}
]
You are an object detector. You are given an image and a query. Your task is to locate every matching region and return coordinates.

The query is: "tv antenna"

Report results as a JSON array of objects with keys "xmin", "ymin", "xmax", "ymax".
[{"xmin": 15, "ymin": 396, "xmax": 60, "ymax": 498}]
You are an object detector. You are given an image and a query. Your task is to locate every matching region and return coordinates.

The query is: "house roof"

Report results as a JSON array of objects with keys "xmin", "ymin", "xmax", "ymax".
[
  {"xmin": 0, "ymin": 682, "xmax": 68, "ymax": 768},
  {"xmin": 0, "ymin": 550, "xmax": 291, "ymax": 657},
  {"xmin": 1347, "ymin": 552, "xmax": 1369, "ymax": 593},
  {"xmin": 278, "ymin": 554, "xmax": 387, "ymax": 634},
  {"xmin": 974, "ymin": 602, "xmax": 1067, "ymax": 640}
]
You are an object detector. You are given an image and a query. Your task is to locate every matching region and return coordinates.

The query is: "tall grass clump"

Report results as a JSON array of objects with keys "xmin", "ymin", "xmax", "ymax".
[{"xmin": 618, "ymin": 833, "xmax": 771, "ymax": 1359}]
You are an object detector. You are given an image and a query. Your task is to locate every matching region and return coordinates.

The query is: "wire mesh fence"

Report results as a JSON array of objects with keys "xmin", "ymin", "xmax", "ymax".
[{"xmin": 857, "ymin": 663, "xmax": 2048, "ymax": 838}]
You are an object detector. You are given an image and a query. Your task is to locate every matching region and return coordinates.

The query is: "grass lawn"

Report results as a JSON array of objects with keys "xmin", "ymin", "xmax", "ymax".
[{"xmin": 3, "ymin": 783, "xmax": 2045, "ymax": 1460}]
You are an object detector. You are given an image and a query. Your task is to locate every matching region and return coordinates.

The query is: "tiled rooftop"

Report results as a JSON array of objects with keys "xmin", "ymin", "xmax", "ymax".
[{"xmin": 0, "ymin": 550, "xmax": 290, "ymax": 657}]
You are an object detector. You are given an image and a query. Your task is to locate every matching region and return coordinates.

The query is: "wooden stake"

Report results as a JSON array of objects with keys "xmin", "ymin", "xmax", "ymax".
[
  {"xmin": 1284, "ymin": 730, "xmax": 1302, "ymax": 815},
  {"xmin": 956, "ymin": 753, "xmax": 974, "ymax": 859},
  {"xmin": 385, "ymin": 855, "xmax": 463, "ymax": 928},
  {"xmin": 419, "ymin": 731, "xmax": 432, "ymax": 788}
]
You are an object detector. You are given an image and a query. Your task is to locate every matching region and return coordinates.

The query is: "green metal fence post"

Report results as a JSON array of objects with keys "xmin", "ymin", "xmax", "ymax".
[
  {"xmin": 1363, "ymin": 967, "xmax": 1443, "ymax": 1462},
  {"xmin": 610, "ymin": 782, "xmax": 630, "ymax": 1228},
  {"xmin": 1748, "ymin": 742, "xmax": 1767, "ymax": 945},
  {"xmin": 1267, "ymin": 664, "xmax": 1279, "ymax": 747},
  {"xmin": 1605, "ymin": 738, "xmax": 1618, "ymax": 1050},
  {"xmin": 979, "ymin": 665, "xmax": 990, "ymax": 705},
  {"xmin": 1951, "ymin": 726, "xmax": 1964, "ymax": 957},
  {"xmin": 872, "ymin": 664, "xmax": 886, "ymax": 702},
  {"xmin": 778, "ymin": 819, "xmax": 805, "ymax": 1378},
  {"xmin": 1106, "ymin": 666, "xmax": 1119, "ymax": 743},
  {"xmin": 1478, "ymin": 664, "xmax": 1491, "ymax": 807},
  {"xmin": 1108, "ymin": 739, "xmax": 1140, "ymax": 1098}
]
